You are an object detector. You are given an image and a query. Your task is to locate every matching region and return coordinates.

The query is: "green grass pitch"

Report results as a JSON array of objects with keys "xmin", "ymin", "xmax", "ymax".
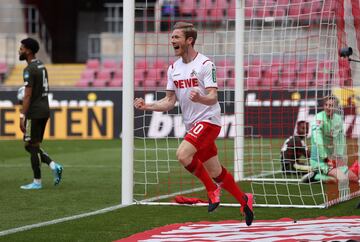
[{"xmin": 0, "ymin": 139, "xmax": 359, "ymax": 242}]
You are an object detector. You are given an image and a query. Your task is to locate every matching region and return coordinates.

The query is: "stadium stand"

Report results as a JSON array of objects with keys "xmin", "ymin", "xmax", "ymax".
[
  {"xmin": 0, "ymin": 61, "xmax": 8, "ymax": 83},
  {"xmin": 0, "ymin": 0, "xmax": 346, "ymax": 90},
  {"xmin": 5, "ymin": 64, "xmax": 85, "ymax": 86}
]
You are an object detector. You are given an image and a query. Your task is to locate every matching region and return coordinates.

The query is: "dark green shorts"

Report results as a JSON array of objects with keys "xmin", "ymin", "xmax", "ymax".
[{"xmin": 24, "ymin": 118, "xmax": 48, "ymax": 143}]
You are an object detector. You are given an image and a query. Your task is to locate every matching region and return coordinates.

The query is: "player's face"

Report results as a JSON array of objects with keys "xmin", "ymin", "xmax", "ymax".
[
  {"xmin": 171, "ymin": 29, "xmax": 192, "ymax": 57},
  {"xmin": 297, "ymin": 122, "xmax": 308, "ymax": 136},
  {"xmin": 18, "ymin": 45, "xmax": 28, "ymax": 61},
  {"xmin": 324, "ymin": 99, "xmax": 336, "ymax": 117}
]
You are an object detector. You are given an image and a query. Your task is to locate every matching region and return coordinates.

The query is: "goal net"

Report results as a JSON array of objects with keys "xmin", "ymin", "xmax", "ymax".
[{"xmin": 126, "ymin": 0, "xmax": 360, "ymax": 208}]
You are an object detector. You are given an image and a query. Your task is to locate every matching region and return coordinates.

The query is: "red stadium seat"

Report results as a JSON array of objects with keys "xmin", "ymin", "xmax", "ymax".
[
  {"xmin": 135, "ymin": 69, "xmax": 145, "ymax": 81},
  {"xmin": 248, "ymin": 66, "xmax": 262, "ymax": 78},
  {"xmin": 0, "ymin": 62, "xmax": 8, "ymax": 74},
  {"xmin": 226, "ymin": 78, "xmax": 235, "ymax": 87},
  {"xmin": 264, "ymin": 66, "xmax": 279, "ymax": 82},
  {"xmin": 81, "ymin": 69, "xmax": 96, "ymax": 80},
  {"xmin": 135, "ymin": 59, "xmax": 147, "ymax": 69},
  {"xmin": 113, "ymin": 70, "xmax": 123, "ymax": 79},
  {"xmin": 146, "ymin": 69, "xmax": 158, "ymax": 81},
  {"xmin": 274, "ymin": 6, "xmax": 286, "ymax": 18},
  {"xmin": 102, "ymin": 59, "xmax": 117, "ymax": 72},
  {"xmin": 216, "ymin": 67, "xmax": 227, "ymax": 88},
  {"xmin": 109, "ymin": 78, "xmax": 122, "ymax": 87},
  {"xmin": 86, "ymin": 59, "xmax": 100, "ymax": 70},
  {"xmin": 178, "ymin": 0, "xmax": 196, "ymax": 16},
  {"xmin": 277, "ymin": 0, "xmax": 290, "ymax": 6},
  {"xmin": 92, "ymin": 70, "xmax": 112, "ymax": 87},
  {"xmin": 255, "ymin": 7, "xmax": 273, "ymax": 18},
  {"xmin": 216, "ymin": 59, "xmax": 234, "ymax": 68},
  {"xmin": 76, "ymin": 78, "xmax": 92, "ymax": 87},
  {"xmin": 246, "ymin": 77, "xmax": 260, "ymax": 89},
  {"xmin": 134, "ymin": 69, "xmax": 146, "ymax": 87},
  {"xmin": 288, "ymin": 4, "xmax": 301, "ymax": 17},
  {"xmin": 152, "ymin": 58, "xmax": 167, "ymax": 69},
  {"xmin": 279, "ymin": 78, "xmax": 296, "ymax": 89}
]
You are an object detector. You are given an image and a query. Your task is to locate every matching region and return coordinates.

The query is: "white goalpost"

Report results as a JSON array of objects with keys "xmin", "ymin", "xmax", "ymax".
[{"xmin": 122, "ymin": 0, "xmax": 360, "ymax": 208}]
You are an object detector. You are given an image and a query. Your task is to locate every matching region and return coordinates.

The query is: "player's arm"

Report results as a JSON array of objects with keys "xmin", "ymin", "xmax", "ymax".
[
  {"xmin": 19, "ymin": 86, "xmax": 32, "ymax": 133},
  {"xmin": 190, "ymin": 60, "xmax": 218, "ymax": 105},
  {"xmin": 189, "ymin": 87, "xmax": 218, "ymax": 106},
  {"xmin": 21, "ymin": 86, "xmax": 32, "ymax": 116},
  {"xmin": 311, "ymin": 120, "xmax": 327, "ymax": 160},
  {"xmin": 134, "ymin": 90, "xmax": 176, "ymax": 112}
]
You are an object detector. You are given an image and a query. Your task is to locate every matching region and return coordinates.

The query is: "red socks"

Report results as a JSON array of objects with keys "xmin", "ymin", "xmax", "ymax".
[
  {"xmin": 185, "ymin": 156, "xmax": 217, "ymax": 192},
  {"xmin": 214, "ymin": 166, "xmax": 247, "ymax": 207}
]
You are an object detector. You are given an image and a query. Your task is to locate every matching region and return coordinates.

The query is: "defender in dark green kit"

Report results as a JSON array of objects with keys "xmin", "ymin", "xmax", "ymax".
[{"xmin": 18, "ymin": 37, "xmax": 63, "ymax": 190}]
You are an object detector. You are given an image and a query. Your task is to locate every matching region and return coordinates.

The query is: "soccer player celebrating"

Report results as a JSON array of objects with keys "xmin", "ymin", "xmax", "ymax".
[
  {"xmin": 134, "ymin": 22, "xmax": 253, "ymax": 226},
  {"xmin": 301, "ymin": 95, "xmax": 358, "ymax": 183},
  {"xmin": 18, "ymin": 38, "xmax": 63, "ymax": 189}
]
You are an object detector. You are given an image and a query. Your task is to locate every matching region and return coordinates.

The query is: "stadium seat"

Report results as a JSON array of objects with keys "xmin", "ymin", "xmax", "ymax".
[
  {"xmin": 76, "ymin": 78, "xmax": 92, "ymax": 87},
  {"xmin": 109, "ymin": 78, "xmax": 122, "ymax": 87},
  {"xmin": 216, "ymin": 68, "xmax": 227, "ymax": 88},
  {"xmin": 255, "ymin": 7, "xmax": 274, "ymax": 18},
  {"xmin": 134, "ymin": 69, "xmax": 145, "ymax": 87},
  {"xmin": 86, "ymin": 59, "xmax": 100, "ymax": 70},
  {"xmin": 146, "ymin": 69, "xmax": 158, "ymax": 81},
  {"xmin": 209, "ymin": 8, "xmax": 226, "ymax": 21},
  {"xmin": 230, "ymin": 6, "xmax": 254, "ymax": 20},
  {"xmin": 92, "ymin": 70, "xmax": 111, "ymax": 87},
  {"xmin": 143, "ymin": 79, "xmax": 158, "ymax": 87},
  {"xmin": 274, "ymin": 7, "xmax": 287, "ymax": 18},
  {"xmin": 178, "ymin": 0, "xmax": 196, "ymax": 16},
  {"xmin": 113, "ymin": 70, "xmax": 123, "ymax": 79},
  {"xmin": 152, "ymin": 58, "xmax": 167, "ymax": 69},
  {"xmin": 0, "ymin": 62, "xmax": 8, "ymax": 82},
  {"xmin": 102, "ymin": 59, "xmax": 117, "ymax": 72},
  {"xmin": 277, "ymin": 0, "xmax": 290, "ymax": 6},
  {"xmin": 246, "ymin": 77, "xmax": 261, "ymax": 89},
  {"xmin": 279, "ymin": 78, "xmax": 297, "ymax": 89},
  {"xmin": 244, "ymin": 0, "xmax": 254, "ymax": 8},
  {"xmin": 81, "ymin": 69, "xmax": 96, "ymax": 80},
  {"xmin": 216, "ymin": 59, "xmax": 234, "ymax": 68},
  {"xmin": 0, "ymin": 62, "xmax": 8, "ymax": 74},
  {"xmin": 248, "ymin": 66, "xmax": 262, "ymax": 78},
  {"xmin": 263, "ymin": 66, "xmax": 279, "ymax": 83},
  {"xmin": 225, "ymin": 78, "xmax": 235, "ymax": 87},
  {"xmin": 288, "ymin": 4, "xmax": 301, "ymax": 17},
  {"xmin": 135, "ymin": 59, "xmax": 147, "ymax": 69}
]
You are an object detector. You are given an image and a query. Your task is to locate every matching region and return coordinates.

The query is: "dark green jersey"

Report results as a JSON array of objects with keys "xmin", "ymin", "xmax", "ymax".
[{"xmin": 23, "ymin": 59, "xmax": 50, "ymax": 118}]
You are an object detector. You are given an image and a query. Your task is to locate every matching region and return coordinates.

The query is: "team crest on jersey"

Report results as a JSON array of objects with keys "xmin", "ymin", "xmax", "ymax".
[
  {"xmin": 24, "ymin": 71, "xmax": 30, "ymax": 79},
  {"xmin": 190, "ymin": 69, "xmax": 197, "ymax": 77}
]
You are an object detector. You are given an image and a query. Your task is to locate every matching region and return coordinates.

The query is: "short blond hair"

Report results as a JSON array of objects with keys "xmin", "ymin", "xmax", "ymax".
[
  {"xmin": 173, "ymin": 22, "xmax": 197, "ymax": 46},
  {"xmin": 323, "ymin": 94, "xmax": 339, "ymax": 106}
]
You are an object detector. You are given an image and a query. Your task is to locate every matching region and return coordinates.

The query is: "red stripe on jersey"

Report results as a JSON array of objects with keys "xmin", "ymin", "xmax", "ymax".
[
  {"xmin": 193, "ymin": 52, "xmax": 199, "ymax": 61},
  {"xmin": 202, "ymin": 60, "xmax": 211, "ymax": 65}
]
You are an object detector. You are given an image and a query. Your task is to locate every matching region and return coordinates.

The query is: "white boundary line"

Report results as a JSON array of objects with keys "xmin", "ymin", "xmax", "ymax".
[
  {"xmin": 0, "ymin": 204, "xmax": 130, "ymax": 237},
  {"xmin": 0, "ymin": 188, "xmax": 198, "ymax": 237}
]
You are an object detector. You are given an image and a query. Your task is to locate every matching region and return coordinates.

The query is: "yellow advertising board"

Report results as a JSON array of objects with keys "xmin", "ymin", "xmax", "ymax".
[{"xmin": 0, "ymin": 105, "xmax": 113, "ymax": 140}]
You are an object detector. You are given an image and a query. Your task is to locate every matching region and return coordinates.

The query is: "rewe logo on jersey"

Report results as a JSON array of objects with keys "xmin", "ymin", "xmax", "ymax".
[{"xmin": 173, "ymin": 78, "xmax": 199, "ymax": 88}]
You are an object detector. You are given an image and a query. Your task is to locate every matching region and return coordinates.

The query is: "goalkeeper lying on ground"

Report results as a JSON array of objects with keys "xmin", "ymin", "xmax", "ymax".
[{"xmin": 301, "ymin": 95, "xmax": 358, "ymax": 183}]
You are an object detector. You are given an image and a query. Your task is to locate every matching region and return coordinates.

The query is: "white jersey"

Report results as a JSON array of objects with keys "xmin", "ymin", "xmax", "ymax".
[{"xmin": 166, "ymin": 53, "xmax": 221, "ymax": 131}]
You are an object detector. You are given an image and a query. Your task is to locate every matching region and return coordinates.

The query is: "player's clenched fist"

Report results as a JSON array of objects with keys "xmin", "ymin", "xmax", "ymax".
[
  {"xmin": 189, "ymin": 88, "xmax": 201, "ymax": 102},
  {"xmin": 134, "ymin": 97, "xmax": 146, "ymax": 110}
]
